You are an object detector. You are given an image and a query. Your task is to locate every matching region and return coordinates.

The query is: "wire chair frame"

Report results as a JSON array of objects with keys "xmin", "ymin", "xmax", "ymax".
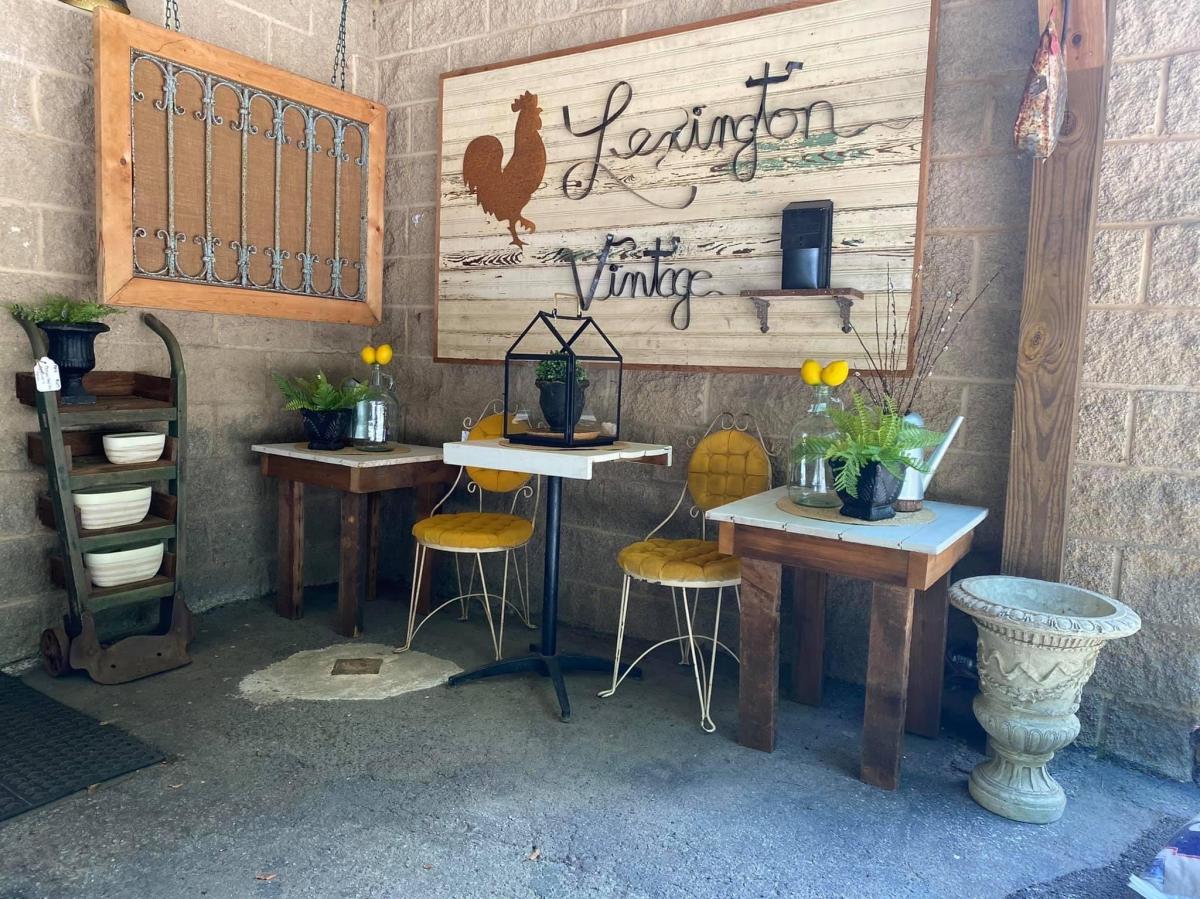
[
  {"xmin": 396, "ymin": 400, "xmax": 540, "ymax": 661},
  {"xmin": 599, "ymin": 411, "xmax": 774, "ymax": 732}
]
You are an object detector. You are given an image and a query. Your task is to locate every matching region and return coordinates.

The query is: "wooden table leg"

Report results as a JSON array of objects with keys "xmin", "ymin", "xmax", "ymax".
[
  {"xmin": 737, "ymin": 556, "xmax": 783, "ymax": 752},
  {"xmin": 366, "ymin": 492, "xmax": 382, "ymax": 602},
  {"xmin": 906, "ymin": 573, "xmax": 951, "ymax": 738},
  {"xmin": 861, "ymin": 583, "xmax": 916, "ymax": 790},
  {"xmin": 789, "ymin": 567, "xmax": 827, "ymax": 705},
  {"xmin": 338, "ymin": 492, "xmax": 366, "ymax": 638},
  {"xmin": 275, "ymin": 479, "xmax": 304, "ymax": 620},
  {"xmin": 414, "ymin": 481, "xmax": 436, "ymax": 616}
]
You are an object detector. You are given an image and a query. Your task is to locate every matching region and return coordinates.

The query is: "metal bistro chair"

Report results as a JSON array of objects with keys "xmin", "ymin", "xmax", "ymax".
[
  {"xmin": 396, "ymin": 405, "xmax": 538, "ymax": 661},
  {"xmin": 599, "ymin": 413, "xmax": 772, "ymax": 732}
]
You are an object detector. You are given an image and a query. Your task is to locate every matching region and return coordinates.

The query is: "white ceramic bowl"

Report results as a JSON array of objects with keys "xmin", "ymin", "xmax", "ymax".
[
  {"xmin": 73, "ymin": 485, "xmax": 152, "ymax": 530},
  {"xmin": 102, "ymin": 432, "xmax": 166, "ymax": 465},
  {"xmin": 84, "ymin": 541, "xmax": 164, "ymax": 588}
]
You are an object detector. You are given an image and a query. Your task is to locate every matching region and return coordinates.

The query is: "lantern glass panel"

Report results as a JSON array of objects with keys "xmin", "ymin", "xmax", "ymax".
[{"xmin": 503, "ymin": 312, "xmax": 622, "ymax": 448}]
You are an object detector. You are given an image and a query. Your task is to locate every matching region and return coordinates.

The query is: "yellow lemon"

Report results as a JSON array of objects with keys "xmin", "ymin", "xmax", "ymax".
[
  {"xmin": 821, "ymin": 360, "xmax": 850, "ymax": 387},
  {"xmin": 360, "ymin": 345, "xmax": 376, "ymax": 365},
  {"xmin": 375, "ymin": 343, "xmax": 394, "ymax": 365},
  {"xmin": 800, "ymin": 359, "xmax": 822, "ymax": 386}
]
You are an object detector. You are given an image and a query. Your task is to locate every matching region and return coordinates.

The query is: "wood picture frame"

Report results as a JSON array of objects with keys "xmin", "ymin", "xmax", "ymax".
[
  {"xmin": 93, "ymin": 9, "xmax": 386, "ymax": 326},
  {"xmin": 434, "ymin": 0, "xmax": 939, "ymax": 372}
]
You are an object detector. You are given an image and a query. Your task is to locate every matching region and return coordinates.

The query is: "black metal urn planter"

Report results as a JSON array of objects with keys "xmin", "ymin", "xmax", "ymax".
[
  {"xmin": 273, "ymin": 372, "xmax": 370, "ymax": 452},
  {"xmin": 8, "ymin": 296, "xmax": 123, "ymax": 405},
  {"xmin": 536, "ymin": 366, "xmax": 588, "ymax": 432},
  {"xmin": 831, "ymin": 459, "xmax": 902, "ymax": 521}
]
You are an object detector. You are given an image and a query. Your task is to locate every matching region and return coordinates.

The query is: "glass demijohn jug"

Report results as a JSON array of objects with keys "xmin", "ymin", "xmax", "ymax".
[
  {"xmin": 352, "ymin": 364, "xmax": 401, "ymax": 451},
  {"xmin": 788, "ymin": 385, "xmax": 842, "ymax": 507}
]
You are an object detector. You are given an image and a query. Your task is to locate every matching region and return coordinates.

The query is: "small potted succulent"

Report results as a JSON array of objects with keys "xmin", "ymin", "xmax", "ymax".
[
  {"xmin": 535, "ymin": 351, "xmax": 588, "ymax": 433},
  {"xmin": 273, "ymin": 371, "xmax": 370, "ymax": 451},
  {"xmin": 807, "ymin": 394, "xmax": 945, "ymax": 521},
  {"xmin": 9, "ymin": 295, "xmax": 123, "ymax": 405}
]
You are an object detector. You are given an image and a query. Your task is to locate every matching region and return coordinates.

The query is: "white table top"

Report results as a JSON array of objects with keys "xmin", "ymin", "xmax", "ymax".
[
  {"xmin": 251, "ymin": 442, "xmax": 444, "ymax": 468},
  {"xmin": 705, "ymin": 486, "xmax": 987, "ymax": 556},
  {"xmin": 442, "ymin": 438, "xmax": 672, "ymax": 480}
]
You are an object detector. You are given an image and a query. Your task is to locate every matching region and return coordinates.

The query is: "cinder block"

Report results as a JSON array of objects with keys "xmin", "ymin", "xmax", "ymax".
[
  {"xmin": 0, "ymin": 534, "xmax": 59, "ymax": 598},
  {"xmin": 0, "ymin": 130, "xmax": 91, "ymax": 208},
  {"xmin": 413, "ymin": 0, "xmax": 488, "ymax": 48},
  {"xmin": 448, "ymin": 30, "xmax": 533, "ymax": 70},
  {"xmin": 1083, "ymin": 309, "xmax": 1200, "ymax": 387},
  {"xmin": 959, "ymin": 381, "xmax": 1012, "ymax": 453},
  {"xmin": 0, "ymin": 59, "xmax": 35, "ymax": 132},
  {"xmin": 39, "ymin": 209, "xmax": 95, "ymax": 276},
  {"xmin": 0, "ymin": 0, "xmax": 92, "ymax": 75},
  {"xmin": 0, "ymin": 204, "xmax": 37, "ymax": 271},
  {"xmin": 1131, "ymin": 390, "xmax": 1200, "ymax": 467},
  {"xmin": 1062, "ymin": 538, "xmax": 1120, "ymax": 597},
  {"xmin": 1104, "ymin": 60, "xmax": 1163, "ymax": 139},
  {"xmin": 0, "ymin": 592, "xmax": 66, "ymax": 666},
  {"xmin": 935, "ymin": 0, "xmax": 1039, "ymax": 81},
  {"xmin": 1113, "ymin": 0, "xmax": 1200, "ymax": 57},
  {"xmin": 1091, "ymin": 228, "xmax": 1147, "ymax": 305},
  {"xmin": 1074, "ymin": 388, "xmax": 1130, "ymax": 464},
  {"xmin": 1119, "ymin": 546, "xmax": 1200, "ymax": 626},
  {"xmin": 927, "ymin": 154, "xmax": 1032, "ymax": 231},
  {"xmin": 378, "ymin": 48, "xmax": 447, "ymax": 105},
  {"xmin": 34, "ymin": 70, "xmax": 92, "ymax": 147},
  {"xmin": 531, "ymin": 12, "xmax": 622, "ymax": 56},
  {"xmin": 1068, "ymin": 466, "xmax": 1200, "ymax": 550},
  {"xmin": 1147, "ymin": 224, "xmax": 1200, "ymax": 306},
  {"xmin": 625, "ymin": 0, "xmax": 726, "ymax": 36},
  {"xmin": 1099, "ymin": 699, "xmax": 1197, "ymax": 782},
  {"xmin": 1097, "ymin": 142, "xmax": 1200, "ymax": 224},
  {"xmin": 931, "ymin": 81, "xmax": 991, "ymax": 156},
  {"xmin": 1166, "ymin": 53, "xmax": 1200, "ymax": 134},
  {"xmin": 1092, "ymin": 622, "xmax": 1200, "ymax": 712},
  {"xmin": 376, "ymin": 0, "xmax": 411, "ymax": 54}
]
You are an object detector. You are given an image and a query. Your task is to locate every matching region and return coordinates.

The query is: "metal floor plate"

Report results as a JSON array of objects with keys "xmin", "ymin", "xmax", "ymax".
[{"xmin": 0, "ymin": 674, "xmax": 163, "ymax": 822}]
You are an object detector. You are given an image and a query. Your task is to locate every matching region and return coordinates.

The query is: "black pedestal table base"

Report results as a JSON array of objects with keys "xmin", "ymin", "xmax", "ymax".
[{"xmin": 447, "ymin": 473, "xmax": 639, "ymax": 721}]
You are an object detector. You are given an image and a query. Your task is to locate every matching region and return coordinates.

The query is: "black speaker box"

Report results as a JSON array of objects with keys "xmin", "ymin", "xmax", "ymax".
[{"xmin": 780, "ymin": 200, "xmax": 833, "ymax": 290}]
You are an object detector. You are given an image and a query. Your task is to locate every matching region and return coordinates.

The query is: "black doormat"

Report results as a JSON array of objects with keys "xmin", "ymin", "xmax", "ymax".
[{"xmin": 0, "ymin": 673, "xmax": 164, "ymax": 822}]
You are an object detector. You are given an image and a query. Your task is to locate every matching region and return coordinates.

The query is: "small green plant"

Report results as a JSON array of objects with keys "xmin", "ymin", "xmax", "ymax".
[
  {"xmin": 797, "ymin": 393, "xmax": 945, "ymax": 498},
  {"xmin": 273, "ymin": 371, "xmax": 370, "ymax": 412},
  {"xmin": 10, "ymin": 294, "xmax": 123, "ymax": 324},
  {"xmin": 534, "ymin": 352, "xmax": 588, "ymax": 385}
]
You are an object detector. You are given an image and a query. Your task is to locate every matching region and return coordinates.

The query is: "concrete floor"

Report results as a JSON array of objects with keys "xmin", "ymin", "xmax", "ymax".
[{"xmin": 1, "ymin": 591, "xmax": 1195, "ymax": 899}]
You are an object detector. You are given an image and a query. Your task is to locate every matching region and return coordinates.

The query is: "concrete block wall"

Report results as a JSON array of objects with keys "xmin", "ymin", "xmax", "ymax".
[
  {"xmin": 0, "ymin": 0, "xmax": 377, "ymax": 661},
  {"xmin": 1061, "ymin": 0, "xmax": 1200, "ymax": 781}
]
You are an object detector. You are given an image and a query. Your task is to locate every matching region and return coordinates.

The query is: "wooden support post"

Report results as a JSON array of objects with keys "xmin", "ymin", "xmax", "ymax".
[
  {"xmin": 736, "ymin": 556, "xmax": 783, "ymax": 752},
  {"xmin": 905, "ymin": 573, "xmax": 950, "ymax": 738},
  {"xmin": 338, "ymin": 492, "xmax": 366, "ymax": 637},
  {"xmin": 366, "ymin": 492, "xmax": 382, "ymax": 601},
  {"xmin": 861, "ymin": 583, "xmax": 916, "ymax": 790},
  {"xmin": 1002, "ymin": 0, "xmax": 1110, "ymax": 580},
  {"xmin": 789, "ymin": 567, "xmax": 827, "ymax": 705},
  {"xmin": 275, "ymin": 479, "xmax": 304, "ymax": 619}
]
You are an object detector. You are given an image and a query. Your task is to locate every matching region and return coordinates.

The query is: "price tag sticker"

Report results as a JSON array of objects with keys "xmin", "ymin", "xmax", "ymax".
[{"xmin": 33, "ymin": 357, "xmax": 61, "ymax": 393}]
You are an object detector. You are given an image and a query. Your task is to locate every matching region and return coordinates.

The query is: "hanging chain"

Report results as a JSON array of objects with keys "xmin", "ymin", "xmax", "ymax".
[
  {"xmin": 330, "ymin": 0, "xmax": 349, "ymax": 90},
  {"xmin": 163, "ymin": 0, "xmax": 180, "ymax": 31}
]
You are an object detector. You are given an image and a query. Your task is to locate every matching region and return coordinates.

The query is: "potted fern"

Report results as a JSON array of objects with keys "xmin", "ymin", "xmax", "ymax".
[
  {"xmin": 535, "ymin": 351, "xmax": 588, "ymax": 432},
  {"xmin": 808, "ymin": 394, "xmax": 946, "ymax": 521},
  {"xmin": 9, "ymin": 295, "xmax": 123, "ymax": 405},
  {"xmin": 273, "ymin": 371, "xmax": 370, "ymax": 451}
]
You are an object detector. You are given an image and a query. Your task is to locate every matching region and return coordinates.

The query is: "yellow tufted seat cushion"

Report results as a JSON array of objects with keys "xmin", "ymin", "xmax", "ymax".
[
  {"xmin": 618, "ymin": 538, "xmax": 742, "ymax": 586},
  {"xmin": 413, "ymin": 512, "xmax": 534, "ymax": 550},
  {"xmin": 687, "ymin": 428, "xmax": 771, "ymax": 511},
  {"xmin": 466, "ymin": 413, "xmax": 530, "ymax": 493}
]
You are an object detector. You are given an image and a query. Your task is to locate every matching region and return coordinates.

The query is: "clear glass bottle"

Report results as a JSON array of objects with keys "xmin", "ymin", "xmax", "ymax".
[
  {"xmin": 788, "ymin": 385, "xmax": 842, "ymax": 507},
  {"xmin": 352, "ymin": 364, "xmax": 401, "ymax": 451}
]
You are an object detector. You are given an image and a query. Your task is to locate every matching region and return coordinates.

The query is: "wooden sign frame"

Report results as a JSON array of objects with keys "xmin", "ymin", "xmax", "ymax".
[
  {"xmin": 93, "ymin": 10, "xmax": 386, "ymax": 325},
  {"xmin": 434, "ymin": 0, "xmax": 939, "ymax": 372}
]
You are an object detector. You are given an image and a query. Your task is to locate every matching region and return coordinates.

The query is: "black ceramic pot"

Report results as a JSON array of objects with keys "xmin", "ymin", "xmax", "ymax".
[
  {"xmin": 38, "ymin": 321, "xmax": 110, "ymax": 406},
  {"xmin": 300, "ymin": 409, "xmax": 353, "ymax": 451},
  {"xmin": 831, "ymin": 460, "xmax": 902, "ymax": 521},
  {"xmin": 537, "ymin": 380, "xmax": 587, "ymax": 432}
]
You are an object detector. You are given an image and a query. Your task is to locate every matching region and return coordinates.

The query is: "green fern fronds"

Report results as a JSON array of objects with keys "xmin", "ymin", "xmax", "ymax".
[
  {"xmin": 272, "ymin": 371, "xmax": 369, "ymax": 412},
  {"xmin": 9, "ymin": 294, "xmax": 122, "ymax": 324},
  {"xmin": 819, "ymin": 392, "xmax": 945, "ymax": 498}
]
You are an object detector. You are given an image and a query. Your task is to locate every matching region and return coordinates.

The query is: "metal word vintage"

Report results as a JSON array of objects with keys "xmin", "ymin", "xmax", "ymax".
[
  {"xmin": 436, "ymin": 0, "xmax": 937, "ymax": 371},
  {"xmin": 95, "ymin": 10, "xmax": 386, "ymax": 325}
]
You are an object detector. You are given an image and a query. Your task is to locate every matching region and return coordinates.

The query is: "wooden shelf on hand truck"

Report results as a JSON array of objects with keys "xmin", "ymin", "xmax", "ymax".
[
  {"xmin": 50, "ymin": 553, "xmax": 177, "ymax": 613},
  {"xmin": 36, "ymin": 492, "xmax": 178, "ymax": 552},
  {"xmin": 15, "ymin": 371, "xmax": 177, "ymax": 426},
  {"xmin": 26, "ymin": 433, "xmax": 179, "ymax": 488}
]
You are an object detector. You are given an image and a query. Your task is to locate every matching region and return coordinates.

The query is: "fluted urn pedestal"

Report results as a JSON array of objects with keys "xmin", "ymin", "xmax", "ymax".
[{"xmin": 949, "ymin": 576, "xmax": 1141, "ymax": 824}]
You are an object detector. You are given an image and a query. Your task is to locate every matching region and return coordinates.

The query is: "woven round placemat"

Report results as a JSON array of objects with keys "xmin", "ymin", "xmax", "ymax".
[
  {"xmin": 291, "ymin": 442, "xmax": 411, "ymax": 457},
  {"xmin": 775, "ymin": 496, "xmax": 936, "ymax": 527}
]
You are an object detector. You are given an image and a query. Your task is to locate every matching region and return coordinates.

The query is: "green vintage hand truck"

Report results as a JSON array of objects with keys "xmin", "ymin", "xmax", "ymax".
[{"xmin": 16, "ymin": 313, "xmax": 194, "ymax": 684}]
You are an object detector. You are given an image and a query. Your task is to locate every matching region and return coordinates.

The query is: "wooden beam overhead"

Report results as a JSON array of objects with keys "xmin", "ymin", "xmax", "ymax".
[{"xmin": 1002, "ymin": 0, "xmax": 1110, "ymax": 580}]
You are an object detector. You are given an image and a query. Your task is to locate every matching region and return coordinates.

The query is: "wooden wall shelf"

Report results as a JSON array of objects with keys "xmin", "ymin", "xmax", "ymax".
[{"xmin": 738, "ymin": 288, "xmax": 864, "ymax": 334}]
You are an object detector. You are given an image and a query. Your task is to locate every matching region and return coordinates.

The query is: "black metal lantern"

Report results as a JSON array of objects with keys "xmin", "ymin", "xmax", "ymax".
[{"xmin": 503, "ymin": 310, "xmax": 622, "ymax": 448}]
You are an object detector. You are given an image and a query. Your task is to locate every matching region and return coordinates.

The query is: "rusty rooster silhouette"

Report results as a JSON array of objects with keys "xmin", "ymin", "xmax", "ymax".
[{"xmin": 462, "ymin": 91, "xmax": 546, "ymax": 248}]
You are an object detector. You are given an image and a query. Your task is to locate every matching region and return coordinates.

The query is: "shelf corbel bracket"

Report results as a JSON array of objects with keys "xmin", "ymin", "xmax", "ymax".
[
  {"xmin": 834, "ymin": 293, "xmax": 854, "ymax": 333},
  {"xmin": 749, "ymin": 296, "xmax": 771, "ymax": 333}
]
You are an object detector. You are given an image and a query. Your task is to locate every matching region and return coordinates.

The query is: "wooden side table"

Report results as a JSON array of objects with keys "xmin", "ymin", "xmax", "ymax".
[
  {"xmin": 252, "ymin": 443, "xmax": 455, "ymax": 638},
  {"xmin": 707, "ymin": 487, "xmax": 987, "ymax": 790}
]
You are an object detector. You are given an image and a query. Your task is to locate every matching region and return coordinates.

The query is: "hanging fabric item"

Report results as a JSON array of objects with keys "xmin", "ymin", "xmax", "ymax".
[
  {"xmin": 331, "ymin": 0, "xmax": 349, "ymax": 90},
  {"xmin": 1014, "ymin": 7, "xmax": 1068, "ymax": 159}
]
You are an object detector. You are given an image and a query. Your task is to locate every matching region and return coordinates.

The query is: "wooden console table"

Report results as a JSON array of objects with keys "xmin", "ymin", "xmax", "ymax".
[
  {"xmin": 252, "ymin": 443, "xmax": 454, "ymax": 637},
  {"xmin": 707, "ymin": 487, "xmax": 986, "ymax": 790}
]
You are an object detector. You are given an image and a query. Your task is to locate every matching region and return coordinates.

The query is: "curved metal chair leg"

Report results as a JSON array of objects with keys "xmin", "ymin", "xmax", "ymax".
[
  {"xmin": 496, "ymin": 550, "xmax": 511, "ymax": 657},
  {"xmin": 670, "ymin": 586, "xmax": 691, "ymax": 666},
  {"xmin": 700, "ymin": 586, "xmax": 724, "ymax": 733},
  {"xmin": 397, "ymin": 543, "xmax": 427, "ymax": 653},
  {"xmin": 474, "ymin": 552, "xmax": 500, "ymax": 660},
  {"xmin": 598, "ymin": 574, "xmax": 632, "ymax": 699},
  {"xmin": 680, "ymin": 587, "xmax": 715, "ymax": 733}
]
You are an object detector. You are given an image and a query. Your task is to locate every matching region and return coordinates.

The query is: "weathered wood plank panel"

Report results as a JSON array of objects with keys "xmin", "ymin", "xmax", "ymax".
[{"xmin": 435, "ymin": 0, "xmax": 937, "ymax": 371}]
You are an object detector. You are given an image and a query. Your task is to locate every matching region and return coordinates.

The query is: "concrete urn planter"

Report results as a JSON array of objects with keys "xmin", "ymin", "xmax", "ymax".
[{"xmin": 949, "ymin": 576, "xmax": 1141, "ymax": 824}]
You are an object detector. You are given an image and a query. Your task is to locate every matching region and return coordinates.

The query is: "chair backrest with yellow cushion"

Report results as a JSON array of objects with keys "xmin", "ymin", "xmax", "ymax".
[
  {"xmin": 686, "ymin": 428, "xmax": 771, "ymax": 512},
  {"xmin": 465, "ymin": 413, "xmax": 531, "ymax": 493}
]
